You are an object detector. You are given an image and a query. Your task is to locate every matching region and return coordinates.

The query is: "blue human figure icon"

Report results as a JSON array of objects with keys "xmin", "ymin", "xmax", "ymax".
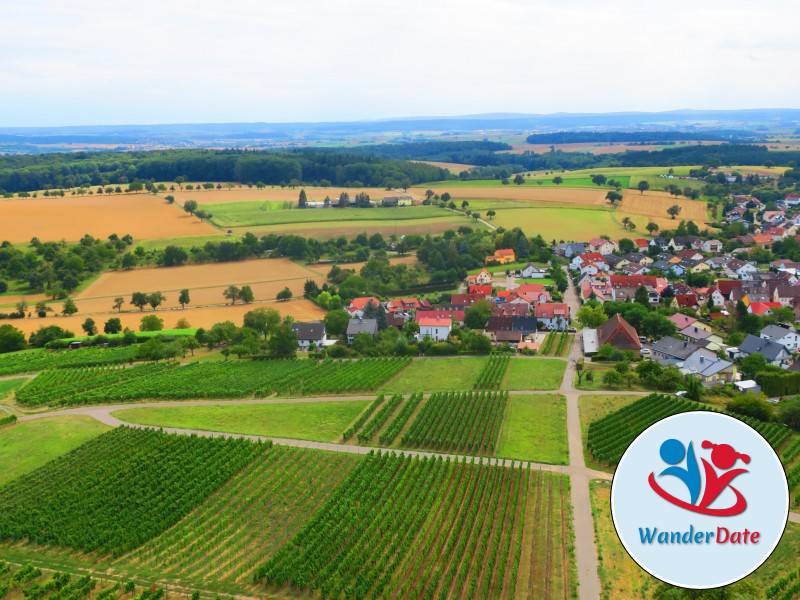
[{"xmin": 658, "ymin": 438, "xmax": 701, "ymax": 505}]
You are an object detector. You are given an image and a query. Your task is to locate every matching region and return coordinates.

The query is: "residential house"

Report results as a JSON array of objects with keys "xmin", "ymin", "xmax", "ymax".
[
  {"xmin": 650, "ymin": 236, "xmax": 669, "ymax": 248},
  {"xmin": 562, "ymin": 242, "xmax": 586, "ymax": 258},
  {"xmin": 705, "ymin": 256, "xmax": 729, "ymax": 270},
  {"xmin": 679, "ymin": 325, "xmax": 725, "ymax": 351},
  {"xmin": 346, "ymin": 296, "xmax": 382, "ymax": 318},
  {"xmin": 680, "ymin": 352, "xmax": 738, "ymax": 384},
  {"xmin": 760, "ymin": 324, "xmax": 800, "ymax": 351},
  {"xmin": 596, "ymin": 313, "xmax": 642, "ymax": 351},
  {"xmin": 346, "ymin": 318, "xmax": 378, "ymax": 344},
  {"xmin": 634, "ymin": 239, "xmax": 650, "ymax": 251},
  {"xmin": 519, "ymin": 263, "xmax": 548, "ymax": 279},
  {"xmin": 587, "ymin": 238, "xmax": 617, "ymax": 255},
  {"xmin": 748, "ymin": 301, "xmax": 782, "ymax": 316},
  {"xmin": 466, "ymin": 268, "xmax": 492, "ymax": 286},
  {"xmin": 382, "ymin": 195, "xmax": 413, "ymax": 206},
  {"xmin": 291, "ymin": 322, "xmax": 327, "ymax": 349},
  {"xmin": 486, "ymin": 248, "xmax": 516, "ymax": 265},
  {"xmin": 784, "ymin": 193, "xmax": 800, "ymax": 206},
  {"xmin": 678, "ymin": 249, "xmax": 704, "ymax": 261},
  {"xmin": 623, "ymin": 252, "xmax": 653, "ymax": 265},
  {"xmin": 450, "ymin": 293, "xmax": 486, "ymax": 307},
  {"xmin": 702, "ymin": 239, "xmax": 724, "ymax": 253},
  {"xmin": 416, "ymin": 309, "xmax": 465, "ymax": 324},
  {"xmin": 384, "ymin": 297, "xmax": 430, "ymax": 315},
  {"xmin": 418, "ymin": 317, "xmax": 452, "ymax": 342},
  {"xmin": 751, "ymin": 233, "xmax": 774, "ymax": 246},
  {"xmin": 668, "ymin": 236, "xmax": 703, "ymax": 252},
  {"xmin": 738, "ymin": 334, "xmax": 792, "ymax": 368},
  {"xmin": 674, "ymin": 294, "xmax": 701, "ymax": 310},
  {"xmin": 667, "ymin": 313, "xmax": 698, "ymax": 330},
  {"xmin": 570, "ymin": 252, "xmax": 607, "ymax": 271},
  {"xmin": 765, "ymin": 227, "xmax": 787, "ymax": 241},
  {"xmin": 534, "ymin": 303, "xmax": 570, "ymax": 330},
  {"xmin": 651, "ymin": 336, "xmax": 711, "ymax": 363},
  {"xmin": 579, "ymin": 260, "xmax": 604, "ymax": 277},
  {"xmin": 772, "ymin": 286, "xmax": 800, "ymax": 307},
  {"xmin": 715, "ymin": 280, "xmax": 743, "ymax": 303},
  {"xmin": 724, "ymin": 259, "xmax": 758, "ymax": 280},
  {"xmin": 621, "ymin": 262, "xmax": 649, "ymax": 275},
  {"xmin": 493, "ymin": 304, "xmax": 528, "ymax": 317},
  {"xmin": 652, "ymin": 259, "xmax": 682, "ymax": 275},
  {"xmin": 680, "ymin": 258, "xmax": 710, "ymax": 274},
  {"xmin": 762, "ymin": 210, "xmax": 785, "ymax": 225},
  {"xmin": 468, "ymin": 284, "xmax": 493, "ymax": 296},
  {"xmin": 604, "ymin": 255, "xmax": 629, "ymax": 271}
]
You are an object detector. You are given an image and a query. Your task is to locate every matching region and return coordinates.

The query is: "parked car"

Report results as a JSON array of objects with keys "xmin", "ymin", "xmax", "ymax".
[
  {"xmin": 640, "ymin": 348, "xmax": 651, "ymax": 356},
  {"xmin": 567, "ymin": 327, "xmax": 578, "ymax": 333}
]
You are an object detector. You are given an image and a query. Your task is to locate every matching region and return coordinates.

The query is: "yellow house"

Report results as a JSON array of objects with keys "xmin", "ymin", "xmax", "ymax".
[
  {"xmin": 486, "ymin": 249, "xmax": 516, "ymax": 265},
  {"xmin": 688, "ymin": 262, "xmax": 711, "ymax": 273}
]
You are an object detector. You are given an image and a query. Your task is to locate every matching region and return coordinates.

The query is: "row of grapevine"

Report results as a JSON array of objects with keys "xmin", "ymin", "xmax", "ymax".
[
  {"xmin": 342, "ymin": 395, "xmax": 385, "ymax": 440},
  {"xmin": 540, "ymin": 333, "xmax": 557, "ymax": 355},
  {"xmin": 555, "ymin": 332, "xmax": 570, "ymax": 357},
  {"xmin": 588, "ymin": 394, "xmax": 796, "ymax": 466},
  {"xmin": 473, "ymin": 354, "xmax": 510, "ymax": 390},
  {"xmin": 23, "ymin": 357, "xmax": 411, "ymax": 405},
  {"xmin": 0, "ymin": 563, "xmax": 118, "ymax": 600},
  {"xmin": 15, "ymin": 362, "xmax": 178, "ymax": 407},
  {"xmin": 401, "ymin": 390, "xmax": 508, "ymax": 454},
  {"xmin": 0, "ymin": 427, "xmax": 269, "ymax": 556},
  {"xmin": 379, "ymin": 392, "xmax": 423, "ymax": 445},
  {"xmin": 124, "ymin": 446, "xmax": 359, "ymax": 584},
  {"xmin": 767, "ymin": 563, "xmax": 800, "ymax": 599},
  {"xmin": 252, "ymin": 452, "xmax": 561, "ymax": 600},
  {"xmin": 782, "ymin": 437, "xmax": 800, "ymax": 462},
  {"xmin": 0, "ymin": 346, "xmax": 139, "ymax": 377},
  {"xmin": 357, "ymin": 394, "xmax": 403, "ymax": 443}
]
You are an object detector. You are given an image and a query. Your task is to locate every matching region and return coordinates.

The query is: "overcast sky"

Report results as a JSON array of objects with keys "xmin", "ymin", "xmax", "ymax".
[{"xmin": 2, "ymin": 0, "xmax": 799, "ymax": 127}]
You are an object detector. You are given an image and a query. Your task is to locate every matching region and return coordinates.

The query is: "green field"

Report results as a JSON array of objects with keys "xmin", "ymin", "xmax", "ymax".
[
  {"xmin": 205, "ymin": 203, "xmax": 446, "ymax": 228},
  {"xmin": 502, "ymin": 358, "xmax": 566, "ymax": 390},
  {"xmin": 497, "ymin": 394, "xmax": 568, "ymax": 464},
  {"xmin": 0, "ymin": 378, "xmax": 26, "ymax": 401},
  {"xmin": 134, "ymin": 234, "xmax": 229, "ymax": 251},
  {"xmin": 489, "ymin": 206, "xmax": 634, "ymax": 242},
  {"xmin": 113, "ymin": 400, "xmax": 370, "ymax": 442},
  {"xmin": 379, "ymin": 356, "xmax": 487, "ymax": 393},
  {"xmin": 0, "ymin": 416, "xmax": 111, "ymax": 486}
]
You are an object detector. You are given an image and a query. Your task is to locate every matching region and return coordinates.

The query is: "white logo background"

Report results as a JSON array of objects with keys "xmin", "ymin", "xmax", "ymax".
[{"xmin": 611, "ymin": 411, "xmax": 789, "ymax": 589}]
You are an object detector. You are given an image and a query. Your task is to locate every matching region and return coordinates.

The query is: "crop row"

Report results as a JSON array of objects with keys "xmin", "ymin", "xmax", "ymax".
[
  {"xmin": 0, "ymin": 427, "xmax": 269, "ymax": 555},
  {"xmin": 588, "ymin": 394, "xmax": 795, "ymax": 466},
  {"xmin": 22, "ymin": 357, "xmax": 411, "ymax": 405},
  {"xmin": 253, "ymin": 451, "xmax": 553, "ymax": 600},
  {"xmin": 15, "ymin": 362, "xmax": 178, "ymax": 407},
  {"xmin": 783, "ymin": 437, "xmax": 800, "ymax": 463},
  {"xmin": 0, "ymin": 346, "xmax": 138, "ymax": 377},
  {"xmin": 0, "ymin": 564, "xmax": 108, "ymax": 600},
  {"xmin": 342, "ymin": 395, "xmax": 385, "ymax": 441},
  {"xmin": 357, "ymin": 394, "xmax": 403, "ymax": 443},
  {"xmin": 125, "ymin": 446, "xmax": 358, "ymax": 584},
  {"xmin": 401, "ymin": 390, "xmax": 508, "ymax": 454},
  {"xmin": 380, "ymin": 392, "xmax": 423, "ymax": 445},
  {"xmin": 474, "ymin": 354, "xmax": 509, "ymax": 390}
]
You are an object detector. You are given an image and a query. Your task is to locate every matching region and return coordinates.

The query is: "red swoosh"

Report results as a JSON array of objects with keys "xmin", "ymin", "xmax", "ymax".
[{"xmin": 648, "ymin": 472, "xmax": 747, "ymax": 516}]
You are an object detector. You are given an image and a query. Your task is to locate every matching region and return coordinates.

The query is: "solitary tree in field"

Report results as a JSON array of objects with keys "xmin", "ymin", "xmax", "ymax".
[
  {"xmin": 486, "ymin": 210, "xmax": 496, "ymax": 219},
  {"xmin": 667, "ymin": 204, "xmax": 682, "ymax": 220},
  {"xmin": 223, "ymin": 285, "xmax": 241, "ymax": 305},
  {"xmin": 425, "ymin": 189, "xmax": 435, "ymax": 202},
  {"xmin": 104, "ymin": 318, "xmax": 122, "ymax": 334},
  {"xmin": 605, "ymin": 191, "xmax": 623, "ymax": 205},
  {"xmin": 165, "ymin": 195, "xmax": 175, "ymax": 204},
  {"xmin": 637, "ymin": 180, "xmax": 650, "ymax": 194},
  {"xmin": 591, "ymin": 174, "xmax": 607, "ymax": 186},
  {"xmin": 82, "ymin": 318, "xmax": 97, "ymax": 336},
  {"xmin": 277, "ymin": 287, "xmax": 293, "ymax": 301},
  {"xmin": 239, "ymin": 285, "xmax": 255, "ymax": 304},
  {"xmin": 646, "ymin": 222, "xmax": 659, "ymax": 234},
  {"xmin": 139, "ymin": 314, "xmax": 164, "ymax": 332},
  {"xmin": 621, "ymin": 216, "xmax": 633, "ymax": 230},
  {"xmin": 113, "ymin": 297, "xmax": 125, "ymax": 312},
  {"xmin": 174, "ymin": 176, "xmax": 185, "ymax": 190},
  {"xmin": 461, "ymin": 200, "xmax": 469, "ymax": 210},
  {"xmin": 61, "ymin": 298, "xmax": 78, "ymax": 316},
  {"xmin": 472, "ymin": 212, "xmax": 481, "ymax": 222},
  {"xmin": 178, "ymin": 289, "xmax": 190, "ymax": 309},
  {"xmin": 552, "ymin": 176, "xmax": 563, "ymax": 185},
  {"xmin": 298, "ymin": 189, "xmax": 307, "ymax": 208},
  {"xmin": 148, "ymin": 291, "xmax": 165, "ymax": 310},
  {"xmin": 183, "ymin": 199, "xmax": 198, "ymax": 216},
  {"xmin": 514, "ymin": 174, "xmax": 525, "ymax": 185}
]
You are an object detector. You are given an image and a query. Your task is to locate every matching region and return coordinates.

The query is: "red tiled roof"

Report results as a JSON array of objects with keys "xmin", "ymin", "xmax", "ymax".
[
  {"xmin": 749, "ymin": 302, "xmax": 781, "ymax": 316},
  {"xmin": 419, "ymin": 317, "xmax": 452, "ymax": 327},
  {"xmin": 468, "ymin": 284, "xmax": 493, "ymax": 295},
  {"xmin": 534, "ymin": 303, "xmax": 569, "ymax": 319},
  {"xmin": 348, "ymin": 297, "xmax": 381, "ymax": 311}
]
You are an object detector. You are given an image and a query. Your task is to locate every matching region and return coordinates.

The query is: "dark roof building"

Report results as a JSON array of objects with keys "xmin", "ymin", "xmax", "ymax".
[{"xmin": 596, "ymin": 314, "xmax": 641, "ymax": 351}]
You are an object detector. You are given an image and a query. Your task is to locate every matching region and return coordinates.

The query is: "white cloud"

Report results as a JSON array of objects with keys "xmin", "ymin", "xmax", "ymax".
[{"xmin": 0, "ymin": 0, "xmax": 798, "ymax": 126}]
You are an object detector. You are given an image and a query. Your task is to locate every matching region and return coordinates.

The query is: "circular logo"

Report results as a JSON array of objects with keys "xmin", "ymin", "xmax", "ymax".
[{"xmin": 610, "ymin": 411, "xmax": 789, "ymax": 589}]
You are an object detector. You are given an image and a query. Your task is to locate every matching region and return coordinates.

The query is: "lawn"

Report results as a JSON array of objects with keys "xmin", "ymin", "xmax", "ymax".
[
  {"xmin": 502, "ymin": 358, "xmax": 566, "ymax": 390},
  {"xmin": 590, "ymin": 480, "xmax": 800, "ymax": 598},
  {"xmin": 205, "ymin": 203, "xmax": 446, "ymax": 228},
  {"xmin": 578, "ymin": 394, "xmax": 646, "ymax": 472},
  {"xmin": 112, "ymin": 400, "xmax": 370, "ymax": 442},
  {"xmin": 378, "ymin": 356, "xmax": 487, "ymax": 393},
  {"xmin": 496, "ymin": 394, "xmax": 568, "ymax": 464},
  {"xmin": 576, "ymin": 365, "xmax": 649, "ymax": 392},
  {"xmin": 0, "ymin": 415, "xmax": 111, "ymax": 486}
]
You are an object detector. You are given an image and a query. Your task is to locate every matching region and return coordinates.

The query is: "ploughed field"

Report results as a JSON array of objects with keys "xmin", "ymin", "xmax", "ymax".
[{"xmin": 0, "ymin": 428, "xmax": 576, "ymax": 600}]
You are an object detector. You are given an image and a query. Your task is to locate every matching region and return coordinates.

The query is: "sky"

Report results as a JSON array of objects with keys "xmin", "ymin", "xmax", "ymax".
[{"xmin": 2, "ymin": 0, "xmax": 799, "ymax": 127}]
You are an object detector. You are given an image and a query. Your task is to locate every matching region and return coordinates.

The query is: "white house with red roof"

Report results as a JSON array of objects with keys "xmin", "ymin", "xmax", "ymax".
[
  {"xmin": 587, "ymin": 238, "xmax": 617, "ymax": 255},
  {"xmin": 633, "ymin": 239, "xmax": 650, "ymax": 250},
  {"xmin": 346, "ymin": 296, "xmax": 381, "ymax": 318},
  {"xmin": 466, "ymin": 268, "xmax": 492, "ymax": 286},
  {"xmin": 702, "ymin": 239, "xmax": 724, "ymax": 253},
  {"xmin": 570, "ymin": 252, "xmax": 607, "ymax": 270},
  {"xmin": 418, "ymin": 317, "xmax": 452, "ymax": 341},
  {"xmin": 534, "ymin": 303, "xmax": 570, "ymax": 330},
  {"xmin": 748, "ymin": 301, "xmax": 782, "ymax": 316}
]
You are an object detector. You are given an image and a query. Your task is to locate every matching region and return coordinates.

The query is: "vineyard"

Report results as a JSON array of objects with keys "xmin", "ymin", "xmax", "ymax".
[
  {"xmin": 401, "ymin": 390, "xmax": 508, "ymax": 454},
  {"xmin": 122, "ymin": 447, "xmax": 359, "ymax": 585},
  {"xmin": 0, "ymin": 346, "xmax": 139, "ymax": 377},
  {"xmin": 587, "ymin": 393, "xmax": 800, "ymax": 504},
  {"xmin": 540, "ymin": 333, "xmax": 570, "ymax": 357},
  {"xmin": 253, "ymin": 451, "xmax": 575, "ymax": 600},
  {"xmin": 13, "ymin": 357, "xmax": 411, "ymax": 406},
  {"xmin": 767, "ymin": 563, "xmax": 800, "ymax": 600},
  {"xmin": 0, "ymin": 427, "xmax": 268, "ymax": 556},
  {"xmin": 474, "ymin": 355, "xmax": 510, "ymax": 390}
]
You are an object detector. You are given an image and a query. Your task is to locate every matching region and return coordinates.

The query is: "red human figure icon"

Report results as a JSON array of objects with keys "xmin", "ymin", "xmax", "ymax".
[{"xmin": 698, "ymin": 441, "xmax": 750, "ymax": 511}]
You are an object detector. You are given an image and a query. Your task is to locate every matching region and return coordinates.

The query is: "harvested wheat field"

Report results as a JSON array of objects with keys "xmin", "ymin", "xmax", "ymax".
[
  {"xmin": 74, "ymin": 258, "xmax": 324, "ymax": 302},
  {"xmin": 169, "ymin": 186, "xmax": 394, "ymax": 205},
  {"xmin": 412, "ymin": 160, "xmax": 476, "ymax": 173},
  {"xmin": 12, "ymin": 299, "xmax": 325, "ymax": 336},
  {"xmin": 0, "ymin": 194, "xmax": 221, "ymax": 243},
  {"xmin": 408, "ymin": 185, "xmax": 608, "ymax": 206},
  {"xmin": 618, "ymin": 190, "xmax": 708, "ymax": 226}
]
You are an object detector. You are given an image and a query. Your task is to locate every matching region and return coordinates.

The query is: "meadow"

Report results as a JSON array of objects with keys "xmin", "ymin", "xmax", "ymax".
[
  {"xmin": 496, "ymin": 394, "xmax": 568, "ymax": 464},
  {"xmin": 501, "ymin": 358, "xmax": 566, "ymax": 390},
  {"xmin": 378, "ymin": 356, "xmax": 488, "ymax": 393},
  {"xmin": 113, "ymin": 400, "xmax": 370, "ymax": 442}
]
